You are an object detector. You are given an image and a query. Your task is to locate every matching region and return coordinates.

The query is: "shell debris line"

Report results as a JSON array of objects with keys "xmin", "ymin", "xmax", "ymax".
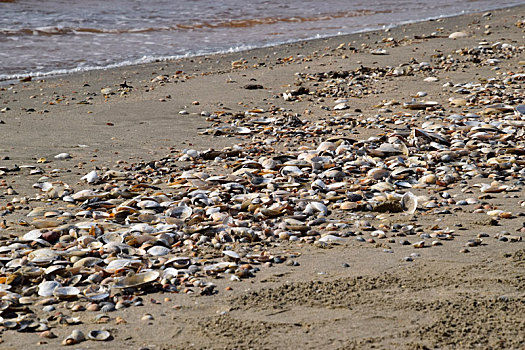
[{"xmin": 0, "ymin": 24, "xmax": 524, "ymax": 345}]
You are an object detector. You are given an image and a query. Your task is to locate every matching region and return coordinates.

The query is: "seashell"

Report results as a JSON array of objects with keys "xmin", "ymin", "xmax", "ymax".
[
  {"xmin": 54, "ymin": 153, "xmax": 71, "ymax": 160},
  {"xmin": 166, "ymin": 206, "xmax": 192, "ymax": 220},
  {"xmin": 137, "ymin": 200, "xmax": 160, "ymax": 209},
  {"xmin": 261, "ymin": 158, "xmax": 279, "ymax": 169},
  {"xmin": 147, "ymin": 246, "xmax": 171, "ymax": 256},
  {"xmin": 317, "ymin": 141, "xmax": 336, "ymax": 152},
  {"xmin": 401, "ymin": 192, "xmax": 418, "ymax": 214},
  {"xmin": 449, "ymin": 98, "xmax": 467, "ymax": 106},
  {"xmin": 334, "ymin": 102, "xmax": 349, "ymax": 110},
  {"xmin": 403, "ymin": 101, "xmax": 439, "ymax": 110},
  {"xmin": 29, "ymin": 248, "xmax": 61, "ymax": 265},
  {"xmin": 71, "ymin": 189, "xmax": 103, "ymax": 201},
  {"xmin": 81, "ymin": 170, "xmax": 99, "ymax": 183},
  {"xmin": 367, "ymin": 168, "xmax": 390, "ymax": 180},
  {"xmin": 311, "ymin": 179, "xmax": 328, "ymax": 192},
  {"xmin": 72, "ymin": 257, "xmax": 103, "ymax": 268},
  {"xmin": 449, "ymin": 31, "xmax": 468, "ymax": 39},
  {"xmin": 87, "ymin": 330, "xmax": 111, "ymax": 341},
  {"xmin": 104, "ymin": 259, "xmax": 142, "ymax": 273},
  {"xmin": 319, "ymin": 234, "xmax": 344, "ymax": 243},
  {"xmin": 304, "ymin": 201, "xmax": 328, "ymax": 216},
  {"xmin": 53, "ymin": 286, "xmax": 80, "ymax": 300},
  {"xmin": 165, "ymin": 257, "xmax": 191, "ymax": 269},
  {"xmin": 27, "ymin": 208, "xmax": 47, "ymax": 217},
  {"xmin": 38, "ymin": 280, "xmax": 61, "ymax": 297},
  {"xmin": 223, "ymin": 250, "xmax": 241, "ymax": 261},
  {"xmin": 370, "ymin": 182, "xmax": 394, "ymax": 192},
  {"xmin": 113, "ymin": 270, "xmax": 160, "ymax": 289},
  {"xmin": 83, "ymin": 286, "xmax": 110, "ymax": 301},
  {"xmin": 281, "ymin": 165, "xmax": 303, "ymax": 176},
  {"xmin": 21, "ymin": 229, "xmax": 43, "ymax": 241},
  {"xmin": 63, "ymin": 329, "xmax": 85, "ymax": 345},
  {"xmin": 420, "ymin": 174, "xmax": 436, "ymax": 184}
]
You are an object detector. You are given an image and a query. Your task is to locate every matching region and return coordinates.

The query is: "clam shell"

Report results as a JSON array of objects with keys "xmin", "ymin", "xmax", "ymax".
[
  {"xmin": 53, "ymin": 286, "xmax": 80, "ymax": 300},
  {"xmin": 104, "ymin": 259, "xmax": 142, "ymax": 273},
  {"xmin": 113, "ymin": 270, "xmax": 160, "ymax": 289},
  {"xmin": 81, "ymin": 170, "xmax": 99, "ymax": 183},
  {"xmin": 449, "ymin": 31, "xmax": 468, "ymax": 39},
  {"xmin": 166, "ymin": 206, "xmax": 192, "ymax": 220},
  {"xmin": 38, "ymin": 280, "xmax": 61, "ymax": 297},
  {"xmin": 147, "ymin": 246, "xmax": 171, "ymax": 256},
  {"xmin": 401, "ymin": 192, "xmax": 418, "ymax": 214},
  {"xmin": 319, "ymin": 234, "xmax": 344, "ymax": 243},
  {"xmin": 223, "ymin": 250, "xmax": 240, "ymax": 261},
  {"xmin": 87, "ymin": 330, "xmax": 111, "ymax": 341},
  {"xmin": 165, "ymin": 257, "xmax": 191, "ymax": 269}
]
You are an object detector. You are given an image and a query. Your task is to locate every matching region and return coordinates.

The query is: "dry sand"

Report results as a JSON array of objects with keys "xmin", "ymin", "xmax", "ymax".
[{"xmin": 0, "ymin": 5, "xmax": 524, "ymax": 350}]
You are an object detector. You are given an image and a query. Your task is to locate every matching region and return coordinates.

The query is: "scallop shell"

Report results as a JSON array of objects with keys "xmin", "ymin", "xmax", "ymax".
[
  {"xmin": 401, "ymin": 192, "xmax": 418, "ymax": 214},
  {"xmin": 113, "ymin": 270, "xmax": 160, "ymax": 289}
]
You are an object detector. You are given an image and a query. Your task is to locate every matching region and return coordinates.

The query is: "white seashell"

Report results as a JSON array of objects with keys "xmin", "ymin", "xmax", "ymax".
[
  {"xmin": 22, "ymin": 229, "xmax": 43, "ymax": 241},
  {"xmin": 304, "ymin": 201, "xmax": 328, "ymax": 216},
  {"xmin": 371, "ymin": 48, "xmax": 388, "ymax": 55},
  {"xmin": 401, "ymin": 192, "xmax": 418, "ymax": 214},
  {"xmin": 63, "ymin": 329, "xmax": 85, "ymax": 345},
  {"xmin": 281, "ymin": 165, "xmax": 303, "ymax": 176},
  {"xmin": 71, "ymin": 189, "xmax": 99, "ymax": 201},
  {"xmin": 53, "ymin": 286, "xmax": 80, "ymax": 300},
  {"xmin": 105, "ymin": 259, "xmax": 141, "ymax": 273},
  {"xmin": 113, "ymin": 270, "xmax": 160, "ymax": 289},
  {"xmin": 81, "ymin": 170, "xmax": 98, "ymax": 184},
  {"xmin": 87, "ymin": 330, "xmax": 111, "ymax": 341},
  {"xmin": 449, "ymin": 31, "xmax": 468, "ymax": 39},
  {"xmin": 334, "ymin": 103, "xmax": 349, "ymax": 110},
  {"xmin": 311, "ymin": 179, "xmax": 328, "ymax": 192},
  {"xmin": 166, "ymin": 206, "xmax": 192, "ymax": 220},
  {"xmin": 223, "ymin": 250, "xmax": 240, "ymax": 260},
  {"xmin": 424, "ymin": 77, "xmax": 439, "ymax": 82},
  {"xmin": 137, "ymin": 200, "xmax": 160, "ymax": 209},
  {"xmin": 317, "ymin": 141, "xmax": 336, "ymax": 152},
  {"xmin": 319, "ymin": 234, "xmax": 344, "ymax": 243},
  {"xmin": 147, "ymin": 246, "xmax": 171, "ymax": 256},
  {"xmin": 54, "ymin": 153, "xmax": 71, "ymax": 160},
  {"xmin": 38, "ymin": 280, "xmax": 61, "ymax": 297}
]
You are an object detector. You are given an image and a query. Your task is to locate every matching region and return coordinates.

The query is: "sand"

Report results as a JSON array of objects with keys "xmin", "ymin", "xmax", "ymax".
[{"xmin": 0, "ymin": 5, "xmax": 524, "ymax": 349}]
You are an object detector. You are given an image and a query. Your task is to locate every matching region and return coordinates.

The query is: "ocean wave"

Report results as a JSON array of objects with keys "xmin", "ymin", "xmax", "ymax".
[{"xmin": 0, "ymin": 10, "xmax": 389, "ymax": 36}]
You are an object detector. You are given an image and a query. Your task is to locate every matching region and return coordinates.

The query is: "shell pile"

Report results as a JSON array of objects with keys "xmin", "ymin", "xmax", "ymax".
[{"xmin": 0, "ymin": 31, "xmax": 524, "ymax": 342}]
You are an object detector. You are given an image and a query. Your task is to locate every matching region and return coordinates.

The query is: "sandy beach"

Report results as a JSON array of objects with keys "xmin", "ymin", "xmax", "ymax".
[{"xmin": 0, "ymin": 5, "xmax": 524, "ymax": 349}]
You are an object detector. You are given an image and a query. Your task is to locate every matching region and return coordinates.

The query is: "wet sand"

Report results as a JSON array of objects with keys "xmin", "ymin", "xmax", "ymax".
[{"xmin": 0, "ymin": 6, "xmax": 524, "ymax": 350}]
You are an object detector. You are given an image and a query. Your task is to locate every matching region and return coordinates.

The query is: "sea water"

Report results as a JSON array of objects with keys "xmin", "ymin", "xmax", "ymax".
[{"xmin": 0, "ymin": 0, "xmax": 523, "ymax": 81}]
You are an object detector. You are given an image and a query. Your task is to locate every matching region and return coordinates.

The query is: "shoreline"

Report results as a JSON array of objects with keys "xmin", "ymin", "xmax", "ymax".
[
  {"xmin": 0, "ymin": 6, "xmax": 524, "ymax": 349},
  {"xmin": 1, "ymin": 2, "xmax": 524, "ymax": 85}
]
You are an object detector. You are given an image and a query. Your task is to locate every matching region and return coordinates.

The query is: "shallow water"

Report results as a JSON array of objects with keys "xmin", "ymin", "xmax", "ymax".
[{"xmin": 0, "ymin": 0, "xmax": 523, "ymax": 80}]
